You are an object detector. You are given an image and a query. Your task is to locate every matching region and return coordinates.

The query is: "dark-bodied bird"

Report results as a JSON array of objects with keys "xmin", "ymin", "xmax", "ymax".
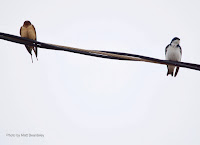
[
  {"xmin": 165, "ymin": 37, "xmax": 182, "ymax": 77},
  {"xmin": 20, "ymin": 20, "xmax": 38, "ymax": 62}
]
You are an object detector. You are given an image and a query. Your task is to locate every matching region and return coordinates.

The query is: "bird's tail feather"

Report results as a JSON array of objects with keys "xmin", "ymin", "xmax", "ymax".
[
  {"xmin": 25, "ymin": 45, "xmax": 32, "ymax": 55},
  {"xmin": 174, "ymin": 67, "xmax": 179, "ymax": 77},
  {"xmin": 167, "ymin": 66, "xmax": 173, "ymax": 76},
  {"xmin": 33, "ymin": 47, "xmax": 38, "ymax": 60},
  {"xmin": 167, "ymin": 71, "xmax": 173, "ymax": 76}
]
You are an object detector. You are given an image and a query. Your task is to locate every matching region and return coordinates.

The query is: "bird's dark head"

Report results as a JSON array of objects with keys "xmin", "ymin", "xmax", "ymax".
[
  {"xmin": 23, "ymin": 21, "xmax": 31, "ymax": 27},
  {"xmin": 171, "ymin": 37, "xmax": 180, "ymax": 46}
]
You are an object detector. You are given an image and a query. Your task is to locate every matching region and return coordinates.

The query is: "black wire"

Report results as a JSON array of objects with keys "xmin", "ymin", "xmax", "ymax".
[
  {"xmin": 96, "ymin": 50, "xmax": 200, "ymax": 71},
  {"xmin": 0, "ymin": 32, "xmax": 200, "ymax": 71},
  {"xmin": 0, "ymin": 32, "xmax": 125, "ymax": 60}
]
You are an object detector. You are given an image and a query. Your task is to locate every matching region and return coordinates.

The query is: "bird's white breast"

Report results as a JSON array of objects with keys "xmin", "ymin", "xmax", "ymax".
[{"xmin": 166, "ymin": 45, "xmax": 181, "ymax": 61}]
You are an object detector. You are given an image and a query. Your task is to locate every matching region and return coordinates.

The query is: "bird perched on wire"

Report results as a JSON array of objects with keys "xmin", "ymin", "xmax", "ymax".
[
  {"xmin": 165, "ymin": 37, "xmax": 182, "ymax": 77},
  {"xmin": 20, "ymin": 20, "xmax": 38, "ymax": 62}
]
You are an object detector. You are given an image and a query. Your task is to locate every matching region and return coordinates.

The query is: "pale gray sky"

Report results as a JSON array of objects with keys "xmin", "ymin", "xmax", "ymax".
[{"xmin": 1, "ymin": 0, "xmax": 200, "ymax": 145}]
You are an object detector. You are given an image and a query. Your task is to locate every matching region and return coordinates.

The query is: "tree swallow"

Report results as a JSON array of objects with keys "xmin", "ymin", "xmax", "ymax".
[
  {"xmin": 20, "ymin": 20, "xmax": 38, "ymax": 62},
  {"xmin": 165, "ymin": 37, "xmax": 182, "ymax": 77}
]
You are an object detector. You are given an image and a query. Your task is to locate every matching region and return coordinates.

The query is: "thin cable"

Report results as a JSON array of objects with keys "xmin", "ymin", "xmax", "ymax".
[{"xmin": 0, "ymin": 32, "xmax": 200, "ymax": 71}]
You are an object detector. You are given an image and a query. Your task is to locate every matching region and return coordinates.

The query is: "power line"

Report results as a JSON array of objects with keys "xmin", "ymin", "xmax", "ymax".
[{"xmin": 0, "ymin": 32, "xmax": 200, "ymax": 71}]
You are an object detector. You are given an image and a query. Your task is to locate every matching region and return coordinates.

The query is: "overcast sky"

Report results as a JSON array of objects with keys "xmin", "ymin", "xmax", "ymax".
[{"xmin": 1, "ymin": 0, "xmax": 200, "ymax": 145}]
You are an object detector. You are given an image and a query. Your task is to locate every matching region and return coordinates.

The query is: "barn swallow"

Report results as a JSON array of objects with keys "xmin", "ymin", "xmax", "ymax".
[
  {"xmin": 20, "ymin": 20, "xmax": 38, "ymax": 62},
  {"xmin": 165, "ymin": 37, "xmax": 182, "ymax": 77}
]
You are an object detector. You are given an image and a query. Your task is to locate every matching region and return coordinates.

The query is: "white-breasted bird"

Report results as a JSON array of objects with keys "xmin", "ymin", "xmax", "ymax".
[
  {"xmin": 20, "ymin": 20, "xmax": 38, "ymax": 62},
  {"xmin": 165, "ymin": 37, "xmax": 182, "ymax": 77}
]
